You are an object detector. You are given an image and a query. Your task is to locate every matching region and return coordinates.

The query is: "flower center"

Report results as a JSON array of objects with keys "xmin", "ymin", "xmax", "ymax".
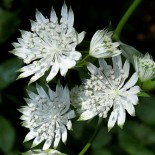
[{"xmin": 111, "ymin": 89, "xmax": 120, "ymax": 96}]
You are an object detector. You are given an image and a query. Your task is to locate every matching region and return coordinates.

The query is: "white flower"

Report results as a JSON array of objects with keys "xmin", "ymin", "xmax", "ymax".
[
  {"xmin": 134, "ymin": 53, "xmax": 155, "ymax": 82},
  {"xmin": 89, "ymin": 29, "xmax": 121, "ymax": 58},
  {"xmin": 11, "ymin": 2, "xmax": 85, "ymax": 84},
  {"xmin": 22, "ymin": 149, "xmax": 66, "ymax": 155},
  {"xmin": 71, "ymin": 55, "xmax": 140, "ymax": 130},
  {"xmin": 19, "ymin": 82, "xmax": 75, "ymax": 150}
]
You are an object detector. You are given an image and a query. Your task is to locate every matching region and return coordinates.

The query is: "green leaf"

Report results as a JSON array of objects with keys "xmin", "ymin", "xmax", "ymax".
[
  {"xmin": 91, "ymin": 149, "xmax": 112, "ymax": 155},
  {"xmin": 0, "ymin": 116, "xmax": 15, "ymax": 153},
  {"xmin": 0, "ymin": 58, "xmax": 23, "ymax": 90},
  {"xmin": 138, "ymin": 91, "xmax": 150, "ymax": 97},
  {"xmin": 126, "ymin": 121, "xmax": 155, "ymax": 145},
  {"xmin": 136, "ymin": 95, "xmax": 155, "ymax": 125},
  {"xmin": 0, "ymin": 9, "xmax": 20, "ymax": 43},
  {"xmin": 119, "ymin": 129, "xmax": 154, "ymax": 155},
  {"xmin": 92, "ymin": 126, "xmax": 111, "ymax": 149},
  {"xmin": 142, "ymin": 80, "xmax": 155, "ymax": 91},
  {"xmin": 120, "ymin": 42, "xmax": 143, "ymax": 64}
]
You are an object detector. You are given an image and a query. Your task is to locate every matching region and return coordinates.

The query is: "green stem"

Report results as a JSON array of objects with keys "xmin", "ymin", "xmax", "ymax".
[
  {"xmin": 113, "ymin": 0, "xmax": 142, "ymax": 40},
  {"xmin": 78, "ymin": 117, "xmax": 102, "ymax": 155},
  {"xmin": 76, "ymin": 54, "xmax": 90, "ymax": 67}
]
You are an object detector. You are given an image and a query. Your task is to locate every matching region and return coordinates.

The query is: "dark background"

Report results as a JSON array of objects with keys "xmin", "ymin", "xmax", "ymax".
[{"xmin": 0, "ymin": 0, "xmax": 155, "ymax": 155}]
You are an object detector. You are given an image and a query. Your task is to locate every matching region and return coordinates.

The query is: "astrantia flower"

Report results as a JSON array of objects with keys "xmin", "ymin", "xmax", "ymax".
[
  {"xmin": 22, "ymin": 149, "xmax": 66, "ymax": 155},
  {"xmin": 11, "ymin": 2, "xmax": 85, "ymax": 84},
  {"xmin": 19, "ymin": 82, "xmax": 75, "ymax": 150},
  {"xmin": 89, "ymin": 29, "xmax": 121, "ymax": 58},
  {"xmin": 134, "ymin": 53, "xmax": 155, "ymax": 82},
  {"xmin": 71, "ymin": 55, "xmax": 140, "ymax": 130}
]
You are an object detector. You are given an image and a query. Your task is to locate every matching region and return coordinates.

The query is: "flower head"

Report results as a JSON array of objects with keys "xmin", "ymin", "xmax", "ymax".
[
  {"xmin": 71, "ymin": 55, "xmax": 140, "ymax": 130},
  {"xmin": 19, "ymin": 82, "xmax": 75, "ymax": 150},
  {"xmin": 89, "ymin": 29, "xmax": 121, "ymax": 58},
  {"xmin": 11, "ymin": 2, "xmax": 85, "ymax": 84},
  {"xmin": 134, "ymin": 53, "xmax": 155, "ymax": 82},
  {"xmin": 22, "ymin": 149, "xmax": 66, "ymax": 155}
]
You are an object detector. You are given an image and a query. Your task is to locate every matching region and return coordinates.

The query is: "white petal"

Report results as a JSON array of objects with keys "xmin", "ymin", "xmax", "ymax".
[
  {"xmin": 68, "ymin": 7, "xmax": 74, "ymax": 28},
  {"xmin": 46, "ymin": 84, "xmax": 55, "ymax": 101},
  {"xmin": 63, "ymin": 110, "xmax": 75, "ymax": 119},
  {"xmin": 128, "ymin": 86, "xmax": 140, "ymax": 94},
  {"xmin": 65, "ymin": 51, "xmax": 81, "ymax": 60},
  {"xmin": 108, "ymin": 111, "xmax": 118, "ymax": 131},
  {"xmin": 31, "ymin": 136, "xmax": 43, "ymax": 148},
  {"xmin": 61, "ymin": 124, "xmax": 67, "ymax": 144},
  {"xmin": 36, "ymin": 83, "xmax": 48, "ymax": 98},
  {"xmin": 123, "ymin": 60, "xmax": 130, "ymax": 78},
  {"xmin": 78, "ymin": 110, "xmax": 96, "ymax": 121},
  {"xmin": 77, "ymin": 31, "xmax": 86, "ymax": 44},
  {"xmin": 61, "ymin": 1, "xmax": 68, "ymax": 24},
  {"xmin": 90, "ymin": 30, "xmax": 104, "ymax": 50},
  {"xmin": 50, "ymin": 7, "xmax": 58, "ymax": 23},
  {"xmin": 35, "ymin": 9, "xmax": 46, "ymax": 23},
  {"xmin": 46, "ymin": 62, "xmax": 59, "ymax": 82},
  {"xmin": 124, "ymin": 102, "xmax": 135, "ymax": 116},
  {"xmin": 87, "ymin": 63, "xmax": 98, "ymax": 75},
  {"xmin": 128, "ymin": 95, "xmax": 139, "ymax": 105},
  {"xmin": 56, "ymin": 81, "xmax": 63, "ymax": 98},
  {"xmin": 62, "ymin": 85, "xmax": 70, "ymax": 103},
  {"xmin": 24, "ymin": 131, "xmax": 36, "ymax": 142},
  {"xmin": 54, "ymin": 125, "xmax": 61, "ymax": 148},
  {"xmin": 67, "ymin": 120, "xmax": 72, "ymax": 130},
  {"xmin": 123, "ymin": 72, "xmax": 138, "ymax": 90},
  {"xmin": 43, "ymin": 139, "xmax": 52, "ymax": 150},
  {"xmin": 117, "ymin": 105, "xmax": 126, "ymax": 128}
]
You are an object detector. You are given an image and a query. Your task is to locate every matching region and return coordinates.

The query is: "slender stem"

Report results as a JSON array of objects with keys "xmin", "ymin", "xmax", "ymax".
[
  {"xmin": 78, "ymin": 117, "xmax": 102, "ymax": 155},
  {"xmin": 113, "ymin": 0, "xmax": 142, "ymax": 40},
  {"xmin": 76, "ymin": 54, "xmax": 90, "ymax": 67}
]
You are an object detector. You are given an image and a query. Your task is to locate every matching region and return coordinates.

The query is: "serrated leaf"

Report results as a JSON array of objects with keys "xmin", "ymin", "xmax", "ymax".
[
  {"xmin": 0, "ymin": 58, "xmax": 23, "ymax": 90},
  {"xmin": 0, "ymin": 116, "xmax": 15, "ymax": 153}
]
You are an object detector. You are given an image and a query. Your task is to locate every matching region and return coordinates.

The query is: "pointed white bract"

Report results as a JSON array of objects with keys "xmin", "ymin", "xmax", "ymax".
[
  {"xmin": 22, "ymin": 149, "xmax": 67, "ymax": 155},
  {"xmin": 89, "ymin": 29, "xmax": 121, "ymax": 58},
  {"xmin": 11, "ymin": 2, "xmax": 85, "ymax": 84},
  {"xmin": 134, "ymin": 53, "xmax": 155, "ymax": 82},
  {"xmin": 71, "ymin": 55, "xmax": 140, "ymax": 130},
  {"xmin": 19, "ymin": 82, "xmax": 75, "ymax": 150}
]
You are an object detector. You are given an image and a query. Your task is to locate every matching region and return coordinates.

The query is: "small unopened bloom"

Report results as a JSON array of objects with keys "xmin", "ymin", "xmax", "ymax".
[
  {"xmin": 71, "ymin": 55, "xmax": 140, "ymax": 130},
  {"xmin": 22, "ymin": 149, "xmax": 66, "ymax": 155},
  {"xmin": 89, "ymin": 29, "xmax": 121, "ymax": 58},
  {"xmin": 134, "ymin": 53, "xmax": 155, "ymax": 82},
  {"xmin": 11, "ymin": 2, "xmax": 85, "ymax": 84},
  {"xmin": 19, "ymin": 82, "xmax": 75, "ymax": 150}
]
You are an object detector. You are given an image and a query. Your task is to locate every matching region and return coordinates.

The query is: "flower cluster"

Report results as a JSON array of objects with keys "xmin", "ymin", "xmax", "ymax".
[
  {"xmin": 71, "ymin": 55, "xmax": 140, "ymax": 130},
  {"xmin": 11, "ymin": 2, "xmax": 85, "ymax": 84},
  {"xmin": 10, "ymin": 1, "xmax": 155, "ymax": 155},
  {"xmin": 89, "ymin": 29, "xmax": 121, "ymax": 58},
  {"xmin": 134, "ymin": 53, "xmax": 155, "ymax": 82},
  {"xmin": 19, "ymin": 83, "xmax": 75, "ymax": 150}
]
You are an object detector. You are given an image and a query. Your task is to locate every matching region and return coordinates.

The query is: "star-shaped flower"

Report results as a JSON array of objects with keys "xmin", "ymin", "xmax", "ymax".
[
  {"xmin": 89, "ymin": 29, "xmax": 121, "ymax": 58},
  {"xmin": 11, "ymin": 2, "xmax": 85, "ymax": 84},
  {"xmin": 134, "ymin": 53, "xmax": 155, "ymax": 82},
  {"xmin": 71, "ymin": 55, "xmax": 140, "ymax": 130},
  {"xmin": 19, "ymin": 82, "xmax": 75, "ymax": 150}
]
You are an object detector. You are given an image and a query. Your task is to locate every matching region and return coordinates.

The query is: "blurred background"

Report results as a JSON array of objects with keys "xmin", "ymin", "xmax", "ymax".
[{"xmin": 0, "ymin": 0, "xmax": 155, "ymax": 155}]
